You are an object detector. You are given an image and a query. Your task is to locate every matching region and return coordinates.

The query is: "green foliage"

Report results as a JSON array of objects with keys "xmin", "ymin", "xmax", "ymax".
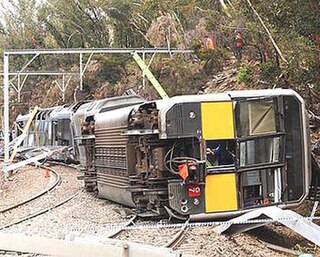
[
  {"xmin": 157, "ymin": 55, "xmax": 204, "ymax": 95},
  {"xmin": 98, "ymin": 55, "xmax": 129, "ymax": 84},
  {"xmin": 259, "ymin": 61, "xmax": 280, "ymax": 83},
  {"xmin": 236, "ymin": 64, "xmax": 252, "ymax": 84}
]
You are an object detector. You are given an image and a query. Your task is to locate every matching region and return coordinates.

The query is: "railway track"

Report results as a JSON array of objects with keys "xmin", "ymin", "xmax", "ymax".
[
  {"xmin": 164, "ymin": 219, "xmax": 190, "ymax": 249},
  {"xmin": 1, "ymin": 162, "xmax": 318, "ymax": 257},
  {"xmin": 0, "ymin": 166, "xmax": 60, "ymax": 213},
  {"xmin": 0, "ymin": 189, "xmax": 83, "ymax": 230},
  {"xmin": 0, "ymin": 164, "xmax": 83, "ymax": 231}
]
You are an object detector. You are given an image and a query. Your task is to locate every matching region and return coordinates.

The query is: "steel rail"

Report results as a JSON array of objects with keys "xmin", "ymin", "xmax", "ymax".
[
  {"xmin": 258, "ymin": 239, "xmax": 304, "ymax": 256},
  {"xmin": 107, "ymin": 215, "xmax": 137, "ymax": 238},
  {"xmin": 164, "ymin": 219, "xmax": 190, "ymax": 249},
  {"xmin": 0, "ymin": 189, "xmax": 83, "ymax": 230},
  {"xmin": 0, "ymin": 162, "xmax": 83, "ymax": 230},
  {"xmin": 0, "ymin": 166, "xmax": 60, "ymax": 213}
]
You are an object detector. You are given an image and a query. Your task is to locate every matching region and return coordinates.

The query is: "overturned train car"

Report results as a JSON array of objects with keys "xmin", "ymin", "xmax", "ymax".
[
  {"xmin": 79, "ymin": 89, "xmax": 310, "ymax": 220},
  {"xmin": 16, "ymin": 89, "xmax": 311, "ymax": 220}
]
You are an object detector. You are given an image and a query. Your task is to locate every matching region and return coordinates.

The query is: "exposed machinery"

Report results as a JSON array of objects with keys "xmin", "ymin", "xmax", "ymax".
[{"xmin": 14, "ymin": 89, "xmax": 315, "ymax": 220}]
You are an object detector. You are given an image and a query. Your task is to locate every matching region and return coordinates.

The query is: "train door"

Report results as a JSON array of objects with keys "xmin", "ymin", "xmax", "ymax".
[{"xmin": 201, "ymin": 101, "xmax": 238, "ymax": 213}]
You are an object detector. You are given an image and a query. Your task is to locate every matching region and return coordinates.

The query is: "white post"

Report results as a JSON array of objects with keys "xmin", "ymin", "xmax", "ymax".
[
  {"xmin": 79, "ymin": 53, "xmax": 83, "ymax": 90},
  {"xmin": 17, "ymin": 74, "xmax": 21, "ymax": 102},
  {"xmin": 62, "ymin": 74, "xmax": 65, "ymax": 102},
  {"xmin": 3, "ymin": 53, "xmax": 10, "ymax": 176}
]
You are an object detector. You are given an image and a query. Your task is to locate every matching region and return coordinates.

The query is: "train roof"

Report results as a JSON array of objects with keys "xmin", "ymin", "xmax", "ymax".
[
  {"xmin": 150, "ymin": 88, "xmax": 302, "ymax": 109},
  {"xmin": 50, "ymin": 106, "xmax": 73, "ymax": 120},
  {"xmin": 74, "ymin": 95, "xmax": 145, "ymax": 117}
]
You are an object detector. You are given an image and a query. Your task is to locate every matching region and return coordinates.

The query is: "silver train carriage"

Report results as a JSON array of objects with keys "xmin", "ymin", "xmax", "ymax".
[{"xmin": 79, "ymin": 89, "xmax": 310, "ymax": 220}]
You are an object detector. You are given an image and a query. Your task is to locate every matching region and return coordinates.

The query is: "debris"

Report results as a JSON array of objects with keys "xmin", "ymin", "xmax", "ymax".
[
  {"xmin": 214, "ymin": 206, "xmax": 320, "ymax": 247},
  {"xmin": 4, "ymin": 147, "xmax": 67, "ymax": 173}
]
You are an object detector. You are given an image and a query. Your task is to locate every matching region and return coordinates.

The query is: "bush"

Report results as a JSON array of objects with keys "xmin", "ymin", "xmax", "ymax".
[
  {"xmin": 260, "ymin": 61, "xmax": 281, "ymax": 83},
  {"xmin": 236, "ymin": 64, "xmax": 252, "ymax": 84}
]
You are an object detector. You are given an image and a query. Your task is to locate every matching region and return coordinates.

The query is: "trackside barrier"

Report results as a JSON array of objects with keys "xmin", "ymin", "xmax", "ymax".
[{"xmin": 0, "ymin": 233, "xmax": 180, "ymax": 257}]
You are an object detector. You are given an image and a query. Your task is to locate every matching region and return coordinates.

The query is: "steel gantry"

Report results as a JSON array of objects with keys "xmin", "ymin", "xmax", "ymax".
[{"xmin": 2, "ymin": 47, "xmax": 192, "ymax": 175}]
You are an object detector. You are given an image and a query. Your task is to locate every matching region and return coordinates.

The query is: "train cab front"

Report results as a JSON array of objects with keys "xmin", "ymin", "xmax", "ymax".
[{"xmin": 160, "ymin": 90, "xmax": 310, "ymax": 221}]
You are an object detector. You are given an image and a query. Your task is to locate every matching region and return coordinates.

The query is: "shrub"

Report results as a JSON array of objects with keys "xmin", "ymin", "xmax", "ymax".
[
  {"xmin": 236, "ymin": 64, "xmax": 252, "ymax": 84},
  {"xmin": 260, "ymin": 61, "xmax": 281, "ymax": 83}
]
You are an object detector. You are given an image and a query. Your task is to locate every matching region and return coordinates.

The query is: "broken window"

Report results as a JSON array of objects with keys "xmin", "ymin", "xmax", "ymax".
[{"xmin": 206, "ymin": 140, "xmax": 236, "ymax": 167}]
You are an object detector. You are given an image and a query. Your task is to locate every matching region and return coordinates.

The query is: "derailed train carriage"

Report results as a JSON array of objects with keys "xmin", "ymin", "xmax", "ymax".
[{"xmin": 15, "ymin": 89, "xmax": 312, "ymax": 220}]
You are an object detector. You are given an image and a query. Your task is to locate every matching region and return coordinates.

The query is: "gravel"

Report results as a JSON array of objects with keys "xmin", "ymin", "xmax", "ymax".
[
  {"xmin": 0, "ymin": 166, "xmax": 48, "ymax": 209},
  {"xmin": 1, "ymin": 164, "xmax": 316, "ymax": 257},
  {"xmin": 0, "ymin": 165, "xmax": 81, "ymax": 229}
]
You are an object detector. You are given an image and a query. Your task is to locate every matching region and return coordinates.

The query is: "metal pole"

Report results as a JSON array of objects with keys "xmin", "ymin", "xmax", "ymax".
[
  {"xmin": 62, "ymin": 74, "xmax": 65, "ymax": 102},
  {"xmin": 5, "ymin": 48, "xmax": 192, "ymax": 55},
  {"xmin": 3, "ymin": 53, "xmax": 10, "ymax": 176},
  {"xmin": 79, "ymin": 53, "xmax": 83, "ymax": 90},
  {"xmin": 17, "ymin": 74, "xmax": 21, "ymax": 102}
]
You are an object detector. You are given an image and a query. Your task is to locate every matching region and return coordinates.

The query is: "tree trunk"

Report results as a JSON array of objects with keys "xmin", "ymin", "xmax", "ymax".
[{"xmin": 246, "ymin": 0, "xmax": 288, "ymax": 64}]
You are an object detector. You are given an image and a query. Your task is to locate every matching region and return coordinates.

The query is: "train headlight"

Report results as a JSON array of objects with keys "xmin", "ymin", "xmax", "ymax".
[{"xmin": 189, "ymin": 111, "xmax": 196, "ymax": 119}]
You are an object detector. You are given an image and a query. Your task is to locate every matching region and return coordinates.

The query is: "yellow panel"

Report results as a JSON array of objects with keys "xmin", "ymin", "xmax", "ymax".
[
  {"xmin": 205, "ymin": 173, "xmax": 238, "ymax": 212},
  {"xmin": 201, "ymin": 102, "xmax": 235, "ymax": 140}
]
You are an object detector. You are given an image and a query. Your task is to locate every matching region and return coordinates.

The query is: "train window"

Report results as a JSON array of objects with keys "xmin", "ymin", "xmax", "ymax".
[
  {"xmin": 242, "ymin": 168, "xmax": 279, "ymax": 208},
  {"xmin": 206, "ymin": 140, "xmax": 236, "ymax": 167},
  {"xmin": 53, "ymin": 119, "xmax": 72, "ymax": 146},
  {"xmin": 239, "ymin": 136, "xmax": 282, "ymax": 167},
  {"xmin": 237, "ymin": 99, "xmax": 277, "ymax": 137}
]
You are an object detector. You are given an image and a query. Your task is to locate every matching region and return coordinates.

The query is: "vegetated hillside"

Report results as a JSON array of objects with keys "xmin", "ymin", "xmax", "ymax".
[{"xmin": 0, "ymin": 0, "xmax": 319, "ymax": 120}]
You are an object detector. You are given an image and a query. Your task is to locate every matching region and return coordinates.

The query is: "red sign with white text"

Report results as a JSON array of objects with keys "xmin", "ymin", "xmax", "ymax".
[{"xmin": 188, "ymin": 183, "xmax": 201, "ymax": 197}]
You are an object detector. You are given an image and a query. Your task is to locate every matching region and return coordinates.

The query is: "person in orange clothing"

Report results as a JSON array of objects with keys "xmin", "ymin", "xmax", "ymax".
[
  {"xmin": 203, "ymin": 35, "xmax": 215, "ymax": 50},
  {"xmin": 235, "ymin": 31, "xmax": 244, "ymax": 61}
]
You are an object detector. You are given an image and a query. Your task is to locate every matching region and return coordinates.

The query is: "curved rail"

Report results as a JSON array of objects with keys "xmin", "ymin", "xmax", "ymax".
[
  {"xmin": 0, "ymin": 189, "xmax": 83, "ymax": 230},
  {"xmin": 164, "ymin": 219, "xmax": 190, "ymax": 249},
  {"xmin": 107, "ymin": 215, "xmax": 137, "ymax": 238},
  {"xmin": 0, "ymin": 166, "xmax": 61, "ymax": 213},
  {"xmin": 258, "ymin": 239, "xmax": 304, "ymax": 255}
]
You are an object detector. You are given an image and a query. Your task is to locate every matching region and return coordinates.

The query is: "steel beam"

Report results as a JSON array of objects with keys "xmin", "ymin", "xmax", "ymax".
[
  {"xmin": 4, "ymin": 148, "xmax": 65, "ymax": 173},
  {"xmin": 9, "ymin": 106, "xmax": 39, "ymax": 164},
  {"xmin": 79, "ymin": 53, "xmax": 83, "ymax": 90},
  {"xmin": 131, "ymin": 52, "xmax": 169, "ymax": 99},
  {"xmin": 142, "ymin": 51, "xmax": 146, "ymax": 89},
  {"xmin": 0, "ymin": 72, "xmax": 78, "ymax": 76},
  {"xmin": 4, "ymin": 48, "xmax": 192, "ymax": 55},
  {"xmin": 79, "ymin": 52, "xmax": 94, "ymax": 91}
]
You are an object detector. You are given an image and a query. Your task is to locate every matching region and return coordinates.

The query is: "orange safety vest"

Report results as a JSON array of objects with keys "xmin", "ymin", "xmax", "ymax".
[{"xmin": 205, "ymin": 38, "xmax": 214, "ymax": 50}]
